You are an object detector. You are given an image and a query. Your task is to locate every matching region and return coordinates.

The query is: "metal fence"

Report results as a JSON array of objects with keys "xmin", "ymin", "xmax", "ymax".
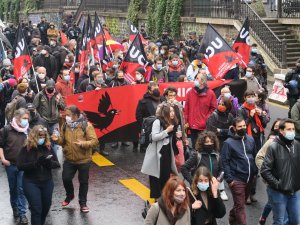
[{"xmin": 279, "ymin": 0, "xmax": 300, "ymax": 18}]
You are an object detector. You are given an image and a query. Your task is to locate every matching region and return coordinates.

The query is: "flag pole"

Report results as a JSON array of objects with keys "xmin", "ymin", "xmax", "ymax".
[{"xmin": 31, "ymin": 64, "xmax": 40, "ymax": 93}]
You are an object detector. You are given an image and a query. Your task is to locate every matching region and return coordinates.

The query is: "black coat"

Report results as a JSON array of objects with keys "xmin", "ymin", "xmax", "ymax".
[
  {"xmin": 135, "ymin": 92, "xmax": 164, "ymax": 127},
  {"xmin": 190, "ymin": 192, "xmax": 226, "ymax": 225},
  {"xmin": 261, "ymin": 136, "xmax": 300, "ymax": 194},
  {"xmin": 33, "ymin": 54, "xmax": 58, "ymax": 80},
  {"xmin": 17, "ymin": 145, "xmax": 60, "ymax": 181}
]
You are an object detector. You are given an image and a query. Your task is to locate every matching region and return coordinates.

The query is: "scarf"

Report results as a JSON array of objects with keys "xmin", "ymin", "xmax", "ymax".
[
  {"xmin": 66, "ymin": 114, "xmax": 85, "ymax": 130},
  {"xmin": 10, "ymin": 117, "xmax": 29, "ymax": 134},
  {"xmin": 45, "ymin": 88, "xmax": 56, "ymax": 98},
  {"xmin": 243, "ymin": 102, "xmax": 264, "ymax": 136}
]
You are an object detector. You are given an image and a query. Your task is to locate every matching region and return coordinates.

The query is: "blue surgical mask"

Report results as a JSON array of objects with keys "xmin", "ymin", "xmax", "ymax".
[
  {"xmin": 63, "ymin": 75, "xmax": 70, "ymax": 82},
  {"xmin": 197, "ymin": 182, "xmax": 210, "ymax": 192},
  {"xmin": 97, "ymin": 78, "xmax": 104, "ymax": 83},
  {"xmin": 20, "ymin": 119, "xmax": 29, "ymax": 128},
  {"xmin": 245, "ymin": 71, "xmax": 252, "ymax": 78},
  {"xmin": 37, "ymin": 138, "xmax": 45, "ymax": 145},
  {"xmin": 156, "ymin": 64, "xmax": 162, "ymax": 70},
  {"xmin": 251, "ymin": 48, "xmax": 258, "ymax": 54},
  {"xmin": 285, "ymin": 131, "xmax": 295, "ymax": 141},
  {"xmin": 194, "ymin": 80, "xmax": 200, "ymax": 88},
  {"xmin": 224, "ymin": 93, "xmax": 231, "ymax": 99}
]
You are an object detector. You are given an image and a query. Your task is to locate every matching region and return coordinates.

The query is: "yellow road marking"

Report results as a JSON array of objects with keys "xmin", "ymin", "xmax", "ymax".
[
  {"xmin": 92, "ymin": 152, "xmax": 114, "ymax": 166},
  {"xmin": 267, "ymin": 100, "xmax": 289, "ymax": 110},
  {"xmin": 119, "ymin": 179, "xmax": 155, "ymax": 204}
]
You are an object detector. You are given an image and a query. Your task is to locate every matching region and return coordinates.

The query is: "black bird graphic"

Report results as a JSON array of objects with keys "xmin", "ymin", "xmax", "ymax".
[
  {"xmin": 84, "ymin": 91, "xmax": 120, "ymax": 132},
  {"xmin": 225, "ymin": 54, "xmax": 235, "ymax": 63},
  {"xmin": 234, "ymin": 46, "xmax": 239, "ymax": 53}
]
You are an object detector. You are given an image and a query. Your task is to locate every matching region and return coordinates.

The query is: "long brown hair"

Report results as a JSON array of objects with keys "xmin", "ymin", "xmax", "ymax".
[
  {"xmin": 191, "ymin": 166, "xmax": 213, "ymax": 197},
  {"xmin": 162, "ymin": 176, "xmax": 189, "ymax": 216},
  {"xmin": 195, "ymin": 131, "xmax": 220, "ymax": 153},
  {"xmin": 25, "ymin": 125, "xmax": 51, "ymax": 150},
  {"xmin": 157, "ymin": 104, "xmax": 178, "ymax": 128}
]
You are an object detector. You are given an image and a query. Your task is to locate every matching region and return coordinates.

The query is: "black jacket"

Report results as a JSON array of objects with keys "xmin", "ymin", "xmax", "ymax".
[
  {"xmin": 29, "ymin": 112, "xmax": 48, "ymax": 129},
  {"xmin": 261, "ymin": 136, "xmax": 300, "ymax": 194},
  {"xmin": 181, "ymin": 151, "xmax": 222, "ymax": 184},
  {"xmin": 29, "ymin": 76, "xmax": 49, "ymax": 94},
  {"xmin": 17, "ymin": 145, "xmax": 60, "ymax": 181},
  {"xmin": 0, "ymin": 125, "xmax": 28, "ymax": 164},
  {"xmin": 190, "ymin": 192, "xmax": 226, "ymax": 225},
  {"xmin": 135, "ymin": 92, "xmax": 164, "ymax": 127},
  {"xmin": 221, "ymin": 127, "xmax": 257, "ymax": 184},
  {"xmin": 33, "ymin": 54, "xmax": 58, "ymax": 80}
]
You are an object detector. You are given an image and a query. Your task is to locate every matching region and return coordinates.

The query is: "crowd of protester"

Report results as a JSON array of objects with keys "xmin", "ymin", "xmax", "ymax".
[{"xmin": 0, "ymin": 17, "xmax": 300, "ymax": 225}]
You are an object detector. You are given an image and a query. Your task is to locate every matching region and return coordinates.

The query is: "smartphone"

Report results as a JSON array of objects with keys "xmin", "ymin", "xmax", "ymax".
[
  {"xmin": 217, "ymin": 171, "xmax": 224, "ymax": 182},
  {"xmin": 46, "ymin": 155, "xmax": 53, "ymax": 160}
]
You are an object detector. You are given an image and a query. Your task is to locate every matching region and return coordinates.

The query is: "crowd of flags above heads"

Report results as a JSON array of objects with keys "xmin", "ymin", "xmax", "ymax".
[{"xmin": 5, "ymin": 13, "xmax": 250, "ymax": 82}]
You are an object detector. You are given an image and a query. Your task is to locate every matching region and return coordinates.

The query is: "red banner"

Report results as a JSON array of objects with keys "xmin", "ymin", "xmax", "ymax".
[{"xmin": 65, "ymin": 79, "xmax": 244, "ymax": 142}]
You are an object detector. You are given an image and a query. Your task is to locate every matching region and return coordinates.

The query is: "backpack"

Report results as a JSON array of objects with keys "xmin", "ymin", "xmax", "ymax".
[
  {"xmin": 141, "ymin": 200, "xmax": 160, "ymax": 222},
  {"xmin": 191, "ymin": 152, "xmax": 220, "ymax": 176},
  {"xmin": 139, "ymin": 116, "xmax": 157, "ymax": 146},
  {"xmin": 5, "ymin": 95, "xmax": 22, "ymax": 122}
]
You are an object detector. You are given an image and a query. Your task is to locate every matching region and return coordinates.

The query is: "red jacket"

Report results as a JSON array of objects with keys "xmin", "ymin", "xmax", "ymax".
[
  {"xmin": 184, "ymin": 87, "xmax": 217, "ymax": 131},
  {"xmin": 55, "ymin": 76, "xmax": 74, "ymax": 99}
]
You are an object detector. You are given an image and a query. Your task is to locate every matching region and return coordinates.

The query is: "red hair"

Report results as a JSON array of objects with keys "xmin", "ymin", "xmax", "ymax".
[{"xmin": 162, "ymin": 176, "xmax": 189, "ymax": 215}]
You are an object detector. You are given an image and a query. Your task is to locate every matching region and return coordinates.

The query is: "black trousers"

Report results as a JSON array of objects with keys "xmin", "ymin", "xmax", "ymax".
[{"xmin": 62, "ymin": 160, "xmax": 91, "ymax": 205}]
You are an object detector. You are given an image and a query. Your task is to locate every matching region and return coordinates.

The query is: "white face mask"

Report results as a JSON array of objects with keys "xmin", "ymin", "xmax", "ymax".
[
  {"xmin": 38, "ymin": 73, "xmax": 46, "ymax": 79},
  {"xmin": 41, "ymin": 50, "xmax": 47, "ymax": 55},
  {"xmin": 65, "ymin": 116, "xmax": 72, "ymax": 123},
  {"xmin": 136, "ymin": 74, "xmax": 142, "ymax": 81},
  {"xmin": 160, "ymin": 50, "xmax": 165, "ymax": 55},
  {"xmin": 75, "ymin": 68, "xmax": 80, "ymax": 73}
]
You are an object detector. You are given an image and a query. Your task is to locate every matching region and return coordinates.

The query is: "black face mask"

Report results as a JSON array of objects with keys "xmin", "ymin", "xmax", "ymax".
[
  {"xmin": 236, "ymin": 128, "xmax": 246, "ymax": 137},
  {"xmin": 296, "ymin": 66, "xmax": 300, "ymax": 72},
  {"xmin": 47, "ymin": 88, "xmax": 54, "ymax": 93},
  {"xmin": 152, "ymin": 89, "xmax": 160, "ymax": 97},
  {"xmin": 117, "ymin": 78, "xmax": 124, "ymax": 82},
  {"xmin": 273, "ymin": 129, "xmax": 279, "ymax": 136},
  {"xmin": 203, "ymin": 144, "xmax": 214, "ymax": 154},
  {"xmin": 30, "ymin": 111, "xmax": 36, "ymax": 120}
]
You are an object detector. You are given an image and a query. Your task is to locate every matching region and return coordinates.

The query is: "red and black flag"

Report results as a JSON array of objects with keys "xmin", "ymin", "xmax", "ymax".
[
  {"xmin": 79, "ymin": 22, "xmax": 89, "ymax": 76},
  {"xmin": 99, "ymin": 38, "xmax": 112, "ymax": 71},
  {"xmin": 93, "ymin": 12, "xmax": 105, "ymax": 45},
  {"xmin": 60, "ymin": 29, "xmax": 68, "ymax": 46},
  {"xmin": 128, "ymin": 22, "xmax": 147, "ymax": 45},
  {"xmin": 199, "ymin": 24, "xmax": 239, "ymax": 80},
  {"xmin": 12, "ymin": 25, "xmax": 32, "ymax": 79},
  {"xmin": 120, "ymin": 34, "xmax": 151, "ymax": 83},
  {"xmin": 87, "ymin": 14, "xmax": 94, "ymax": 50},
  {"xmin": 232, "ymin": 17, "xmax": 250, "ymax": 69}
]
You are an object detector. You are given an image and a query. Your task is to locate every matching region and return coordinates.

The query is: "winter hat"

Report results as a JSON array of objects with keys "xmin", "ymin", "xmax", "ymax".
[
  {"xmin": 3, "ymin": 58, "xmax": 12, "ymax": 66},
  {"xmin": 136, "ymin": 67, "xmax": 145, "ymax": 76},
  {"xmin": 43, "ymin": 45, "xmax": 51, "ymax": 53},
  {"xmin": 17, "ymin": 83, "xmax": 28, "ymax": 94},
  {"xmin": 7, "ymin": 78, "xmax": 17, "ymax": 87},
  {"xmin": 46, "ymin": 79, "xmax": 55, "ymax": 88}
]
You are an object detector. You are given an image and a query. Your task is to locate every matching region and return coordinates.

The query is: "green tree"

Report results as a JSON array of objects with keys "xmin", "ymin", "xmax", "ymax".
[
  {"xmin": 155, "ymin": 0, "xmax": 167, "ymax": 37},
  {"xmin": 170, "ymin": 0, "xmax": 183, "ymax": 38},
  {"xmin": 146, "ymin": 0, "xmax": 156, "ymax": 38},
  {"xmin": 163, "ymin": 0, "xmax": 174, "ymax": 33},
  {"xmin": 127, "ymin": 0, "xmax": 142, "ymax": 27}
]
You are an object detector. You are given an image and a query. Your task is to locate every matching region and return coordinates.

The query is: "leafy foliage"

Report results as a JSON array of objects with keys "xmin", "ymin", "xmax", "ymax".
[
  {"xmin": 170, "ymin": 0, "xmax": 183, "ymax": 38},
  {"xmin": 127, "ymin": 0, "xmax": 142, "ymax": 27},
  {"xmin": 146, "ymin": 0, "xmax": 156, "ymax": 38},
  {"xmin": 155, "ymin": 0, "xmax": 167, "ymax": 37},
  {"xmin": 0, "ymin": 0, "xmax": 20, "ymax": 23},
  {"xmin": 163, "ymin": 0, "xmax": 174, "ymax": 32}
]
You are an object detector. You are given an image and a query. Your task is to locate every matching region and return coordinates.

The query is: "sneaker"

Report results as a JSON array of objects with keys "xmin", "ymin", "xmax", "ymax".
[
  {"xmin": 246, "ymin": 196, "xmax": 252, "ymax": 205},
  {"xmin": 80, "ymin": 204, "xmax": 89, "ymax": 213},
  {"xmin": 111, "ymin": 143, "xmax": 118, "ymax": 148},
  {"xmin": 12, "ymin": 207, "xmax": 19, "ymax": 218},
  {"xmin": 99, "ymin": 149, "xmax": 109, "ymax": 156},
  {"xmin": 250, "ymin": 195, "xmax": 258, "ymax": 202},
  {"xmin": 62, "ymin": 196, "xmax": 74, "ymax": 207},
  {"xmin": 220, "ymin": 190, "xmax": 229, "ymax": 201},
  {"xmin": 19, "ymin": 215, "xmax": 28, "ymax": 224},
  {"xmin": 258, "ymin": 217, "xmax": 266, "ymax": 225}
]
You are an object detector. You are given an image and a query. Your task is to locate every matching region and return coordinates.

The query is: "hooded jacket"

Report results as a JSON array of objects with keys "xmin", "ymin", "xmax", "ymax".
[
  {"xmin": 55, "ymin": 76, "xmax": 74, "ymax": 99},
  {"xmin": 260, "ymin": 136, "xmax": 300, "ymax": 194},
  {"xmin": 184, "ymin": 87, "xmax": 217, "ymax": 131},
  {"xmin": 167, "ymin": 61, "xmax": 185, "ymax": 82},
  {"xmin": 221, "ymin": 127, "xmax": 257, "ymax": 184}
]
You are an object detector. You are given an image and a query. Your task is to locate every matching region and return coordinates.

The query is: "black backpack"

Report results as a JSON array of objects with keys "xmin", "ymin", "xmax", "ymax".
[{"xmin": 139, "ymin": 116, "xmax": 157, "ymax": 146}]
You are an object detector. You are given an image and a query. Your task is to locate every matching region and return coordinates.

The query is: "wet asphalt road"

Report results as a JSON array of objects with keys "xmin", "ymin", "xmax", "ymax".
[{"xmin": 0, "ymin": 102, "xmax": 288, "ymax": 225}]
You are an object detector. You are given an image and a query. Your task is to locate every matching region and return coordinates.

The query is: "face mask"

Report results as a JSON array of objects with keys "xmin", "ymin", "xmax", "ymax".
[
  {"xmin": 156, "ymin": 64, "xmax": 162, "ymax": 70},
  {"xmin": 173, "ymin": 195, "xmax": 185, "ymax": 204},
  {"xmin": 65, "ymin": 59, "xmax": 70, "ymax": 63},
  {"xmin": 179, "ymin": 53, "xmax": 183, "ymax": 59},
  {"xmin": 197, "ymin": 182, "xmax": 210, "ymax": 192},
  {"xmin": 251, "ymin": 48, "xmax": 258, "ymax": 54},
  {"xmin": 30, "ymin": 111, "xmax": 36, "ymax": 120},
  {"xmin": 118, "ymin": 78, "xmax": 124, "ymax": 82},
  {"xmin": 172, "ymin": 60, "xmax": 179, "ymax": 66},
  {"xmin": 236, "ymin": 128, "xmax": 246, "ymax": 136},
  {"xmin": 160, "ymin": 50, "xmax": 165, "ymax": 55},
  {"xmin": 41, "ymin": 50, "xmax": 47, "ymax": 55},
  {"xmin": 194, "ymin": 80, "xmax": 200, "ymax": 88},
  {"xmin": 285, "ymin": 131, "xmax": 295, "ymax": 141},
  {"xmin": 75, "ymin": 68, "xmax": 80, "ymax": 73},
  {"xmin": 37, "ymin": 138, "xmax": 45, "ymax": 145},
  {"xmin": 20, "ymin": 119, "xmax": 29, "ymax": 128},
  {"xmin": 63, "ymin": 75, "xmax": 70, "ymax": 82},
  {"xmin": 46, "ymin": 88, "xmax": 54, "ymax": 93},
  {"xmin": 273, "ymin": 129, "xmax": 279, "ymax": 136},
  {"xmin": 113, "ymin": 65, "xmax": 119, "ymax": 69},
  {"xmin": 50, "ymin": 41, "xmax": 55, "ymax": 46},
  {"xmin": 136, "ymin": 74, "xmax": 142, "ymax": 81},
  {"xmin": 0, "ymin": 83, "xmax": 4, "ymax": 91},
  {"xmin": 65, "ymin": 116, "xmax": 72, "ymax": 123},
  {"xmin": 245, "ymin": 71, "xmax": 252, "ymax": 78},
  {"xmin": 106, "ymin": 76, "xmax": 113, "ymax": 81},
  {"xmin": 224, "ymin": 93, "xmax": 231, "ymax": 99},
  {"xmin": 218, "ymin": 105, "xmax": 227, "ymax": 112},
  {"xmin": 38, "ymin": 73, "xmax": 46, "ymax": 79},
  {"xmin": 203, "ymin": 144, "xmax": 214, "ymax": 154},
  {"xmin": 152, "ymin": 89, "xmax": 160, "ymax": 97},
  {"xmin": 246, "ymin": 97, "xmax": 256, "ymax": 104},
  {"xmin": 97, "ymin": 78, "xmax": 104, "ymax": 83},
  {"xmin": 5, "ymin": 66, "xmax": 10, "ymax": 70},
  {"xmin": 154, "ymin": 50, "xmax": 159, "ymax": 55}
]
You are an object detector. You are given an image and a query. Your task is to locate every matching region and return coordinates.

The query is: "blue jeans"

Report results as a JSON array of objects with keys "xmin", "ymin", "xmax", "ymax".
[
  {"xmin": 268, "ymin": 187, "xmax": 300, "ymax": 225},
  {"xmin": 5, "ymin": 164, "xmax": 27, "ymax": 216},
  {"xmin": 49, "ymin": 123, "xmax": 60, "ymax": 156},
  {"xmin": 23, "ymin": 179, "xmax": 54, "ymax": 225}
]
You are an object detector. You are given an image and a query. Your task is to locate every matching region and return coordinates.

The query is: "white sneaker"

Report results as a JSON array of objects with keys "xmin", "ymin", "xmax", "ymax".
[{"xmin": 220, "ymin": 190, "xmax": 229, "ymax": 201}]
